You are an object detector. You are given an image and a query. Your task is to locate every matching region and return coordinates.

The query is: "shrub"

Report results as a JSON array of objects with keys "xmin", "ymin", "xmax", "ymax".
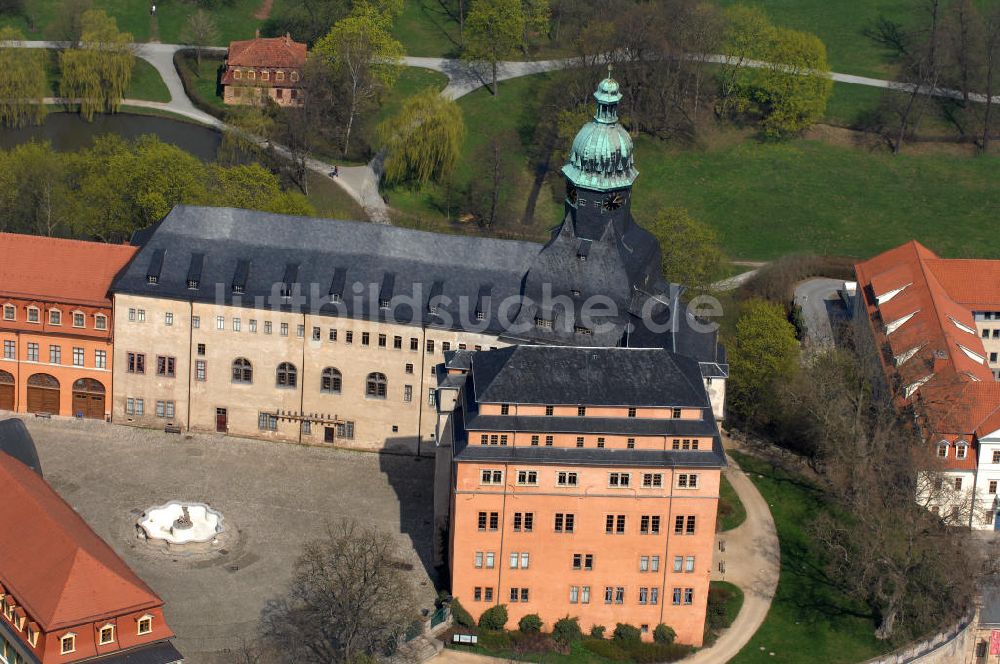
[
  {"xmin": 590, "ymin": 625, "xmax": 606, "ymax": 639},
  {"xmin": 477, "ymin": 629, "xmax": 513, "ymax": 651},
  {"xmin": 552, "ymin": 616, "xmax": 582, "ymax": 645},
  {"xmin": 518, "ymin": 614, "xmax": 543, "ymax": 633},
  {"xmin": 478, "ymin": 604, "xmax": 508, "ymax": 631},
  {"xmin": 740, "ymin": 253, "xmax": 855, "ymax": 306},
  {"xmin": 449, "ymin": 598, "xmax": 475, "ymax": 629},
  {"xmin": 625, "ymin": 642, "xmax": 692, "ymax": 663},
  {"xmin": 583, "ymin": 638, "xmax": 629, "ymax": 661},
  {"xmin": 653, "ymin": 624, "xmax": 676, "ymax": 644},
  {"xmin": 612, "ymin": 623, "xmax": 641, "ymax": 644}
]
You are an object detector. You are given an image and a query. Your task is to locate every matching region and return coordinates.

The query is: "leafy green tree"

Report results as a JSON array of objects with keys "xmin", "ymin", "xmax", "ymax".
[
  {"xmin": 313, "ymin": 2, "xmax": 404, "ymax": 156},
  {"xmin": 378, "ymin": 89, "xmax": 465, "ymax": 185},
  {"xmin": 0, "ymin": 141, "xmax": 71, "ymax": 236},
  {"xmin": 59, "ymin": 9, "xmax": 135, "ymax": 121},
  {"xmin": 520, "ymin": 0, "xmax": 549, "ymax": 51},
  {"xmin": 211, "ymin": 163, "xmax": 314, "ymax": 215},
  {"xmin": 464, "ymin": 0, "xmax": 524, "ymax": 95},
  {"xmin": 719, "ymin": 6, "xmax": 832, "ymax": 136},
  {"xmin": 644, "ymin": 207, "xmax": 725, "ymax": 294},
  {"xmin": 0, "ymin": 27, "xmax": 47, "ymax": 128},
  {"xmin": 728, "ymin": 298, "xmax": 800, "ymax": 428}
]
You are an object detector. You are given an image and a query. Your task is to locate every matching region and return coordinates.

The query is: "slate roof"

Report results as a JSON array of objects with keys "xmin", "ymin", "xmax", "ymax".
[
  {"xmin": 0, "ymin": 452, "xmax": 166, "ymax": 631},
  {"xmin": 982, "ymin": 584, "xmax": 1000, "ymax": 626},
  {"xmin": 0, "ymin": 419, "xmax": 41, "ymax": 475},
  {"xmin": 0, "ymin": 233, "xmax": 137, "ymax": 307},
  {"xmin": 115, "ymin": 206, "xmax": 721, "ymax": 357},
  {"xmin": 454, "ymin": 442, "xmax": 725, "ymax": 468},
  {"xmin": 470, "ymin": 346, "xmax": 709, "ymax": 407}
]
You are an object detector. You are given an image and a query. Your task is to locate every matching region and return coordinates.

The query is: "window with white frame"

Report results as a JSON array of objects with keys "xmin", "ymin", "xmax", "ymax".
[
  {"xmin": 677, "ymin": 473, "xmax": 699, "ymax": 489},
  {"xmin": 137, "ymin": 615, "xmax": 153, "ymax": 635},
  {"xmin": 937, "ymin": 442, "xmax": 949, "ymax": 458},
  {"xmin": 95, "ymin": 314, "xmax": 107, "ymax": 330},
  {"xmin": 49, "ymin": 309, "xmax": 61, "ymax": 325},
  {"xmin": 956, "ymin": 442, "xmax": 968, "ymax": 460},
  {"xmin": 61, "ymin": 633, "xmax": 76, "ymax": 654},
  {"xmin": 72, "ymin": 312, "xmax": 85, "ymax": 327},
  {"xmin": 517, "ymin": 470, "xmax": 537, "ymax": 485},
  {"xmin": 480, "ymin": 469, "xmax": 503, "ymax": 485},
  {"xmin": 99, "ymin": 624, "xmax": 115, "ymax": 644},
  {"xmin": 2, "ymin": 304, "xmax": 13, "ymax": 320},
  {"xmin": 608, "ymin": 472, "xmax": 630, "ymax": 487}
]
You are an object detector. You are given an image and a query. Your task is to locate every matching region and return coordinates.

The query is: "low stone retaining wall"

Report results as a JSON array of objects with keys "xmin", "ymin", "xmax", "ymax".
[{"xmin": 861, "ymin": 613, "xmax": 973, "ymax": 664}]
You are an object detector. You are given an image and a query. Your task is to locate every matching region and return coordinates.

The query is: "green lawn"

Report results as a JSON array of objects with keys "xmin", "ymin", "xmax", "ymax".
[
  {"xmin": 716, "ymin": 0, "xmax": 912, "ymax": 78},
  {"xmin": 374, "ymin": 67, "xmax": 449, "ymax": 126},
  {"xmin": 717, "ymin": 474, "xmax": 747, "ymax": 531},
  {"xmin": 40, "ymin": 49, "xmax": 169, "ymax": 102},
  {"xmin": 1, "ymin": 0, "xmax": 278, "ymax": 44},
  {"xmin": 728, "ymin": 451, "xmax": 888, "ymax": 664},
  {"xmin": 178, "ymin": 53, "xmax": 228, "ymax": 112},
  {"xmin": 306, "ymin": 171, "xmax": 367, "ymax": 220},
  {"xmin": 393, "ymin": 0, "xmax": 463, "ymax": 58}
]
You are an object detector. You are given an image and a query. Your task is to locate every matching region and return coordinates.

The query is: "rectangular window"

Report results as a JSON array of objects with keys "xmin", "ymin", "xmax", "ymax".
[
  {"xmin": 250, "ymin": 320, "xmax": 257, "ymax": 333},
  {"xmin": 489, "ymin": 512, "xmax": 498, "ymax": 530},
  {"xmin": 609, "ymin": 472, "xmax": 630, "ymax": 487},
  {"xmin": 517, "ymin": 470, "xmax": 537, "ymax": 485},
  {"xmin": 615, "ymin": 587, "xmax": 624, "ymax": 604},
  {"xmin": 651, "ymin": 555, "xmax": 660, "ymax": 572},
  {"xmin": 195, "ymin": 360, "xmax": 206, "ymax": 381},
  {"xmin": 135, "ymin": 399, "xmax": 144, "ymax": 416},
  {"xmin": 576, "ymin": 436, "xmax": 584, "ymax": 447},
  {"xmin": 3, "ymin": 340, "xmax": 14, "ymax": 360},
  {"xmin": 156, "ymin": 401, "xmax": 165, "ymax": 417},
  {"xmin": 581, "ymin": 586, "xmax": 590, "ymax": 603},
  {"xmin": 229, "ymin": 317, "xmax": 240, "ymax": 332},
  {"xmin": 127, "ymin": 352, "xmax": 145, "ymax": 373},
  {"xmin": 473, "ymin": 587, "xmax": 482, "ymax": 602},
  {"xmin": 677, "ymin": 473, "xmax": 699, "ymax": 489},
  {"xmin": 480, "ymin": 469, "xmax": 503, "ymax": 485},
  {"xmin": 640, "ymin": 556, "xmax": 649, "ymax": 572},
  {"xmin": 569, "ymin": 586, "xmax": 579, "ymax": 603},
  {"xmin": 523, "ymin": 512, "xmax": 533, "ymax": 531},
  {"xmin": 216, "ymin": 316, "xmax": 224, "ymax": 330},
  {"xmin": 126, "ymin": 398, "xmax": 134, "ymax": 415},
  {"xmin": 72, "ymin": 312, "xmax": 85, "ymax": 327},
  {"xmin": 73, "ymin": 347, "xmax": 84, "ymax": 366},
  {"xmin": 258, "ymin": 413, "xmax": 278, "ymax": 431},
  {"xmin": 530, "ymin": 435, "xmax": 539, "ymax": 446},
  {"xmin": 545, "ymin": 435, "xmax": 553, "ymax": 446},
  {"xmin": 989, "ymin": 480, "xmax": 997, "ymax": 494},
  {"xmin": 604, "ymin": 587, "xmax": 613, "ymax": 604},
  {"xmin": 265, "ymin": 321, "xmax": 272, "ymax": 335},
  {"xmin": 554, "ymin": 513, "xmax": 574, "ymax": 533},
  {"xmin": 501, "ymin": 404, "xmax": 510, "ymax": 415},
  {"xmin": 410, "ymin": 337, "xmax": 418, "ymax": 351},
  {"xmin": 651, "ymin": 587, "xmax": 659, "ymax": 605},
  {"xmin": 577, "ymin": 406, "xmax": 586, "ymax": 416},
  {"xmin": 672, "ymin": 407, "xmax": 682, "ymax": 418},
  {"xmin": 627, "ymin": 407, "xmax": 637, "ymax": 417},
  {"xmin": 95, "ymin": 350, "xmax": 106, "ymax": 369},
  {"xmin": 426, "ymin": 339, "xmax": 435, "ymax": 354},
  {"xmin": 684, "ymin": 588, "xmax": 694, "ymax": 605},
  {"xmin": 477, "ymin": 512, "xmax": 487, "ymax": 531},
  {"xmin": 404, "ymin": 385, "xmax": 413, "ymax": 402},
  {"xmin": 643, "ymin": 473, "xmax": 663, "ymax": 488},
  {"xmin": 362, "ymin": 332, "xmax": 370, "ymax": 346},
  {"xmin": 393, "ymin": 335, "xmax": 402, "ymax": 349},
  {"xmin": 639, "ymin": 587, "xmax": 648, "ymax": 605},
  {"xmin": 27, "ymin": 342, "xmax": 38, "ymax": 362},
  {"xmin": 311, "ymin": 326, "xmax": 321, "ymax": 341},
  {"xmin": 486, "ymin": 552, "xmax": 495, "ymax": 568},
  {"xmin": 557, "ymin": 471, "xmax": 578, "ymax": 486},
  {"xmin": 165, "ymin": 312, "xmax": 174, "ymax": 326},
  {"xmin": 685, "ymin": 556, "xmax": 695, "ymax": 572},
  {"xmin": 640, "ymin": 515, "xmax": 660, "ymax": 534},
  {"xmin": 49, "ymin": 309, "xmax": 61, "ymax": 325},
  {"xmin": 192, "ymin": 316, "xmax": 200, "ymax": 329},
  {"xmin": 49, "ymin": 345, "xmax": 61, "ymax": 364},
  {"xmin": 484, "ymin": 588, "xmax": 493, "ymax": 602},
  {"xmin": 686, "ymin": 515, "xmax": 696, "ymax": 535},
  {"xmin": 673, "ymin": 555, "xmax": 683, "ymax": 572},
  {"xmin": 993, "ymin": 451, "xmax": 1000, "ymax": 464},
  {"xmin": 128, "ymin": 308, "xmax": 135, "ymax": 321},
  {"xmin": 672, "ymin": 588, "xmax": 682, "ymax": 605},
  {"xmin": 280, "ymin": 323, "xmax": 289, "ymax": 336},
  {"xmin": 297, "ymin": 325, "xmax": 305, "ymax": 338},
  {"xmin": 545, "ymin": 405, "xmax": 554, "ymax": 416},
  {"xmin": 627, "ymin": 437, "xmax": 636, "ymax": 449},
  {"xmin": 156, "ymin": 356, "xmax": 176, "ymax": 377},
  {"xmin": 475, "ymin": 552, "xmax": 483, "ymax": 568}
]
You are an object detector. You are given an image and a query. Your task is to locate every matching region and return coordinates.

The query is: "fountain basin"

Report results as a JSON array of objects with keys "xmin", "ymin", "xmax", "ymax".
[{"xmin": 138, "ymin": 501, "xmax": 224, "ymax": 546}]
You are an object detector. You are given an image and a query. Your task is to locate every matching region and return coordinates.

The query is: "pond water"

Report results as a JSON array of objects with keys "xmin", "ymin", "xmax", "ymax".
[{"xmin": 0, "ymin": 112, "xmax": 222, "ymax": 161}]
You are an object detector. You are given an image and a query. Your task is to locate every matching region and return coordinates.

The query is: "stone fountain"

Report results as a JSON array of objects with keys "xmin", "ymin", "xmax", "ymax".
[{"xmin": 137, "ymin": 501, "xmax": 226, "ymax": 553}]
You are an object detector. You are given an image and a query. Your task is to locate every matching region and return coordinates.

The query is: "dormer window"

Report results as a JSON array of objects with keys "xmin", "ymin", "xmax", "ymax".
[
  {"xmin": 72, "ymin": 312, "xmax": 85, "ymax": 327},
  {"xmin": 937, "ymin": 441, "xmax": 949, "ymax": 458},
  {"xmin": 26, "ymin": 624, "xmax": 38, "ymax": 647},
  {"xmin": 956, "ymin": 442, "xmax": 968, "ymax": 460},
  {"xmin": 137, "ymin": 615, "xmax": 153, "ymax": 635},
  {"xmin": 248, "ymin": 70, "xmax": 256, "ymax": 80},
  {"xmin": 26, "ymin": 307, "xmax": 38, "ymax": 323},
  {"xmin": 276, "ymin": 71, "xmax": 285, "ymax": 81},
  {"xmin": 99, "ymin": 624, "xmax": 115, "ymax": 644},
  {"xmin": 187, "ymin": 279, "xmax": 199, "ymax": 289},
  {"xmin": 262, "ymin": 70, "xmax": 269, "ymax": 80},
  {"xmin": 534, "ymin": 317, "xmax": 552, "ymax": 329},
  {"xmin": 2, "ymin": 304, "xmax": 13, "ymax": 320},
  {"xmin": 234, "ymin": 69, "xmax": 242, "ymax": 80},
  {"xmin": 290, "ymin": 71, "xmax": 299, "ymax": 82},
  {"xmin": 49, "ymin": 309, "xmax": 61, "ymax": 325},
  {"xmin": 574, "ymin": 325, "xmax": 592, "ymax": 336},
  {"xmin": 95, "ymin": 314, "xmax": 107, "ymax": 330},
  {"xmin": 61, "ymin": 633, "xmax": 76, "ymax": 654}
]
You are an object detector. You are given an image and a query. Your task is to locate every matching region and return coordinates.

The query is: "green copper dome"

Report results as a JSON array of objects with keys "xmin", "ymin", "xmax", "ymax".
[{"xmin": 561, "ymin": 73, "xmax": 638, "ymax": 192}]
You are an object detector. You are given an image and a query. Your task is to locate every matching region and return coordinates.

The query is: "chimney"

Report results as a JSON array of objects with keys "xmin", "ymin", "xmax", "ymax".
[
  {"xmin": 255, "ymin": 28, "xmax": 260, "ymax": 38},
  {"xmin": 284, "ymin": 32, "xmax": 291, "ymax": 44}
]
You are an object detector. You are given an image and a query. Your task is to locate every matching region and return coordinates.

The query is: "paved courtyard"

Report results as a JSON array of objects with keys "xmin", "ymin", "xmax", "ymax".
[{"xmin": 11, "ymin": 416, "xmax": 438, "ymax": 664}]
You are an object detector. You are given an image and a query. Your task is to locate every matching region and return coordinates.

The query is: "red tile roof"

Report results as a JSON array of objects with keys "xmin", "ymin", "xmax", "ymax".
[
  {"xmin": 0, "ymin": 452, "xmax": 165, "ymax": 631},
  {"xmin": 227, "ymin": 34, "xmax": 306, "ymax": 69},
  {"xmin": 855, "ymin": 241, "xmax": 1000, "ymax": 465},
  {"xmin": 0, "ymin": 234, "xmax": 138, "ymax": 308}
]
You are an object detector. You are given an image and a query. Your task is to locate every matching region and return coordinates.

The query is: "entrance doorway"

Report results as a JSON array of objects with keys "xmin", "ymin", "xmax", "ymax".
[
  {"xmin": 0, "ymin": 370, "xmax": 13, "ymax": 411},
  {"xmin": 71, "ymin": 378, "xmax": 106, "ymax": 419},
  {"xmin": 215, "ymin": 408, "xmax": 227, "ymax": 433},
  {"xmin": 26, "ymin": 373, "xmax": 59, "ymax": 414}
]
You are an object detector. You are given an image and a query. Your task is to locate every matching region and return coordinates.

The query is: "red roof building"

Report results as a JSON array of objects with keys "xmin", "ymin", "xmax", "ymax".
[
  {"xmin": 0, "ymin": 443, "xmax": 180, "ymax": 663},
  {"xmin": 0, "ymin": 234, "xmax": 137, "ymax": 420},
  {"xmin": 855, "ymin": 241, "xmax": 1000, "ymax": 530},
  {"xmin": 221, "ymin": 32, "xmax": 307, "ymax": 107}
]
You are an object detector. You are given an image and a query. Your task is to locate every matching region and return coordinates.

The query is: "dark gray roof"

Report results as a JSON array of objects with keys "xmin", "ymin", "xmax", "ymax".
[
  {"xmin": 91, "ymin": 641, "xmax": 183, "ymax": 664},
  {"xmin": 470, "ymin": 346, "xmax": 709, "ymax": 407},
  {"xmin": 454, "ymin": 441, "xmax": 725, "ymax": 468},
  {"xmin": 0, "ymin": 419, "xmax": 41, "ymax": 475},
  {"xmin": 466, "ymin": 413, "xmax": 717, "ymax": 437},
  {"xmin": 113, "ymin": 206, "xmax": 722, "ymax": 359}
]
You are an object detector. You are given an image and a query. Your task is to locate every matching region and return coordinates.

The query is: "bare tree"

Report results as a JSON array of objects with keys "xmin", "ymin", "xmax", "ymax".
[
  {"xmin": 180, "ymin": 10, "xmax": 219, "ymax": 68},
  {"xmin": 261, "ymin": 520, "xmax": 418, "ymax": 664}
]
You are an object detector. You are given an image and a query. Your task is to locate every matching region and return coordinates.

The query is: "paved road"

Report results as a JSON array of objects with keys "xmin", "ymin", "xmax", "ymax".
[{"xmin": 793, "ymin": 277, "xmax": 849, "ymax": 352}]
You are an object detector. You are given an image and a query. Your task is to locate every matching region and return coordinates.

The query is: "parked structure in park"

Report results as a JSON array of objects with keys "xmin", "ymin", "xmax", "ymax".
[
  {"xmin": 0, "ymin": 234, "xmax": 136, "ymax": 420},
  {"xmin": 434, "ymin": 346, "xmax": 724, "ymax": 645},
  {"xmin": 108, "ymin": 74, "xmax": 727, "ymax": 452},
  {"xmin": 221, "ymin": 31, "xmax": 306, "ymax": 107},
  {"xmin": 0, "ymin": 426, "xmax": 181, "ymax": 664},
  {"xmin": 855, "ymin": 240, "xmax": 1000, "ymax": 531}
]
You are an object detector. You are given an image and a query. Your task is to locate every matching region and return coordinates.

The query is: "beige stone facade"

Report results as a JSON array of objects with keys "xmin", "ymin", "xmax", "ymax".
[{"xmin": 111, "ymin": 294, "xmax": 505, "ymax": 453}]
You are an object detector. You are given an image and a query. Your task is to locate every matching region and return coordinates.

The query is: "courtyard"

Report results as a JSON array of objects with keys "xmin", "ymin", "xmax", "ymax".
[{"xmin": 11, "ymin": 416, "xmax": 438, "ymax": 664}]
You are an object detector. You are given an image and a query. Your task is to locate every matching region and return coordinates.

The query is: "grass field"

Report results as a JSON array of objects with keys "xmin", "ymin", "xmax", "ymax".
[
  {"xmin": 0, "ymin": 0, "xmax": 277, "ymax": 44},
  {"xmin": 728, "ymin": 451, "xmax": 888, "ymax": 664},
  {"xmin": 179, "ymin": 53, "xmax": 228, "ymax": 112},
  {"xmin": 40, "ymin": 49, "xmax": 170, "ymax": 102},
  {"xmin": 305, "ymin": 171, "xmax": 367, "ymax": 220},
  {"xmin": 385, "ymin": 72, "xmax": 1000, "ymax": 261},
  {"xmin": 717, "ymin": 474, "xmax": 747, "ymax": 531}
]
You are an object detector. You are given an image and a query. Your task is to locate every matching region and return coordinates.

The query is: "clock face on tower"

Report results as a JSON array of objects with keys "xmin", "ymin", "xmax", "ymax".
[{"xmin": 602, "ymin": 192, "xmax": 625, "ymax": 212}]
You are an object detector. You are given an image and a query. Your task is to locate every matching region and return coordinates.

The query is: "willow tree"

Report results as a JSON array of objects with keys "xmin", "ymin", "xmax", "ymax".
[
  {"xmin": 377, "ymin": 89, "xmax": 465, "ymax": 185},
  {"xmin": 0, "ymin": 28, "xmax": 47, "ymax": 128},
  {"xmin": 59, "ymin": 9, "xmax": 135, "ymax": 121},
  {"xmin": 313, "ymin": 2, "xmax": 404, "ymax": 156}
]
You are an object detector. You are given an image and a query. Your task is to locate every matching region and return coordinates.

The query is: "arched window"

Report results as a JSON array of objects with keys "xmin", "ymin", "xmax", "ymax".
[
  {"xmin": 276, "ymin": 362, "xmax": 297, "ymax": 388},
  {"xmin": 321, "ymin": 368, "xmax": 342, "ymax": 394},
  {"xmin": 365, "ymin": 372, "xmax": 387, "ymax": 399},
  {"xmin": 232, "ymin": 358, "xmax": 253, "ymax": 384}
]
